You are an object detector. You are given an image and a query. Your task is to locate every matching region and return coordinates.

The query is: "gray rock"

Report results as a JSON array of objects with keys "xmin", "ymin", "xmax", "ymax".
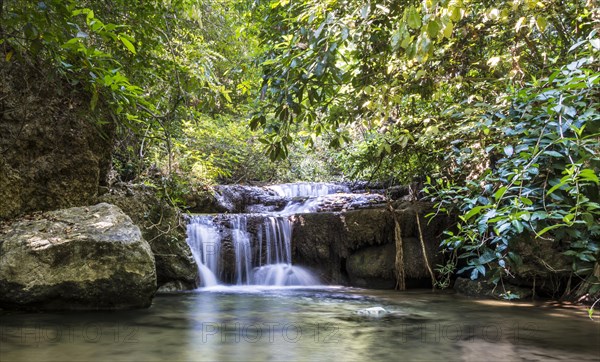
[
  {"xmin": 347, "ymin": 243, "xmax": 396, "ymax": 289},
  {"xmin": 99, "ymin": 186, "xmax": 198, "ymax": 291},
  {"xmin": 292, "ymin": 203, "xmax": 448, "ymax": 287},
  {"xmin": 213, "ymin": 185, "xmax": 286, "ymax": 213},
  {"xmin": 156, "ymin": 280, "xmax": 190, "ymax": 293},
  {"xmin": 0, "ymin": 203, "xmax": 156, "ymax": 310}
]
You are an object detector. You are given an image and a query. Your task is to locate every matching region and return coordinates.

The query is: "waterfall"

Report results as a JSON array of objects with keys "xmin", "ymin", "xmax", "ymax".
[
  {"xmin": 263, "ymin": 216, "xmax": 292, "ymax": 264},
  {"xmin": 186, "ymin": 182, "xmax": 348, "ymax": 287},
  {"xmin": 231, "ymin": 215, "xmax": 252, "ymax": 285},
  {"xmin": 186, "ymin": 216, "xmax": 221, "ymax": 287},
  {"xmin": 251, "ymin": 215, "xmax": 319, "ymax": 286},
  {"xmin": 267, "ymin": 182, "xmax": 348, "ymax": 198},
  {"xmin": 268, "ymin": 182, "xmax": 350, "ymax": 213}
]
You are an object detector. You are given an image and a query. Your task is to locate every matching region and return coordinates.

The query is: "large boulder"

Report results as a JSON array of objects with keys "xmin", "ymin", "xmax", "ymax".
[
  {"xmin": 0, "ymin": 203, "xmax": 156, "ymax": 310},
  {"xmin": 98, "ymin": 185, "xmax": 198, "ymax": 291}
]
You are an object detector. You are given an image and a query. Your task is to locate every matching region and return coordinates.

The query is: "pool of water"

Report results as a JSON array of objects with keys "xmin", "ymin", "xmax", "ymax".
[{"xmin": 1, "ymin": 287, "xmax": 599, "ymax": 361}]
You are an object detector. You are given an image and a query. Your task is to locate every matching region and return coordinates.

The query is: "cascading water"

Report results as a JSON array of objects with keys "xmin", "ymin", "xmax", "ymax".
[
  {"xmin": 268, "ymin": 182, "xmax": 350, "ymax": 214},
  {"xmin": 186, "ymin": 182, "xmax": 347, "ymax": 287},
  {"xmin": 267, "ymin": 182, "xmax": 348, "ymax": 198},
  {"xmin": 230, "ymin": 215, "xmax": 252, "ymax": 285},
  {"xmin": 252, "ymin": 215, "xmax": 318, "ymax": 286},
  {"xmin": 263, "ymin": 217, "xmax": 292, "ymax": 264},
  {"xmin": 186, "ymin": 216, "xmax": 221, "ymax": 287}
]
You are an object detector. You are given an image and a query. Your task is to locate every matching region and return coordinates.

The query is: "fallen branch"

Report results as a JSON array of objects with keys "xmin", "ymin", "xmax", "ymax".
[{"xmin": 416, "ymin": 212, "xmax": 436, "ymax": 290}]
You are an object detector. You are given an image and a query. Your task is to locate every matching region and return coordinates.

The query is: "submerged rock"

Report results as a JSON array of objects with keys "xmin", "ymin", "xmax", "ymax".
[
  {"xmin": 0, "ymin": 203, "xmax": 157, "ymax": 310},
  {"xmin": 355, "ymin": 306, "xmax": 390, "ymax": 316}
]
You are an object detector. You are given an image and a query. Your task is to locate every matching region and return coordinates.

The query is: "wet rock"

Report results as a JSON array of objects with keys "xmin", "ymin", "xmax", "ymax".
[
  {"xmin": 183, "ymin": 186, "xmax": 230, "ymax": 213},
  {"xmin": 213, "ymin": 185, "xmax": 287, "ymax": 213},
  {"xmin": 156, "ymin": 280, "xmax": 190, "ymax": 293},
  {"xmin": 285, "ymin": 193, "xmax": 386, "ymax": 213},
  {"xmin": 99, "ymin": 185, "xmax": 198, "ymax": 291},
  {"xmin": 0, "ymin": 203, "xmax": 156, "ymax": 310},
  {"xmin": 292, "ymin": 208, "xmax": 393, "ymax": 262}
]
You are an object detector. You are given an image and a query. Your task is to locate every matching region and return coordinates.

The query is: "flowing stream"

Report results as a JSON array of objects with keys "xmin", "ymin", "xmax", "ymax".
[
  {"xmin": 3, "ymin": 183, "xmax": 597, "ymax": 361},
  {"xmin": 1, "ymin": 288, "xmax": 598, "ymax": 361},
  {"xmin": 2, "ymin": 183, "xmax": 598, "ymax": 361}
]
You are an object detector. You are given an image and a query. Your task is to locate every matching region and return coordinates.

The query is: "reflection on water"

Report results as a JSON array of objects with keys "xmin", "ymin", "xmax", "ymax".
[{"xmin": 1, "ymin": 288, "xmax": 599, "ymax": 361}]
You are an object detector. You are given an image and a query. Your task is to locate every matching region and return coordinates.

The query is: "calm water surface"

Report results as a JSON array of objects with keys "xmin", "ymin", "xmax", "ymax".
[{"xmin": 1, "ymin": 287, "xmax": 599, "ymax": 361}]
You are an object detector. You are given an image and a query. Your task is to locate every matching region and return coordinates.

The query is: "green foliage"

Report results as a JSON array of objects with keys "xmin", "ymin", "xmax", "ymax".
[
  {"xmin": 1, "ymin": 0, "xmax": 278, "ymax": 188},
  {"xmin": 246, "ymin": 0, "xmax": 599, "ymax": 297},
  {"xmin": 425, "ymin": 33, "xmax": 600, "ymax": 296},
  {"xmin": 169, "ymin": 113, "xmax": 344, "ymax": 185},
  {"xmin": 1, "ymin": 1, "xmax": 144, "ymax": 118},
  {"xmin": 434, "ymin": 257, "xmax": 458, "ymax": 289},
  {"xmin": 247, "ymin": 0, "xmax": 596, "ymax": 183},
  {"xmin": 3, "ymin": 0, "xmax": 600, "ymax": 300}
]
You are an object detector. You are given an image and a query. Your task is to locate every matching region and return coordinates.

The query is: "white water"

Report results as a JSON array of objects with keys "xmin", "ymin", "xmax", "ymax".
[
  {"xmin": 263, "ymin": 216, "xmax": 292, "ymax": 264},
  {"xmin": 252, "ymin": 263, "xmax": 319, "ymax": 286},
  {"xmin": 269, "ymin": 182, "xmax": 350, "ymax": 214},
  {"xmin": 187, "ymin": 182, "xmax": 347, "ymax": 287},
  {"xmin": 267, "ymin": 182, "xmax": 348, "ymax": 198},
  {"xmin": 251, "ymin": 215, "xmax": 320, "ymax": 286},
  {"xmin": 231, "ymin": 215, "xmax": 252, "ymax": 285},
  {"xmin": 186, "ymin": 216, "xmax": 221, "ymax": 287}
]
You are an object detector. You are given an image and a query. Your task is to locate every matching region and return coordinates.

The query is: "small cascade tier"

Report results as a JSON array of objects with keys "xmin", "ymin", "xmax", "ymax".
[
  {"xmin": 267, "ymin": 182, "xmax": 348, "ymax": 198},
  {"xmin": 186, "ymin": 213, "xmax": 320, "ymax": 287},
  {"xmin": 185, "ymin": 182, "xmax": 356, "ymax": 287}
]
